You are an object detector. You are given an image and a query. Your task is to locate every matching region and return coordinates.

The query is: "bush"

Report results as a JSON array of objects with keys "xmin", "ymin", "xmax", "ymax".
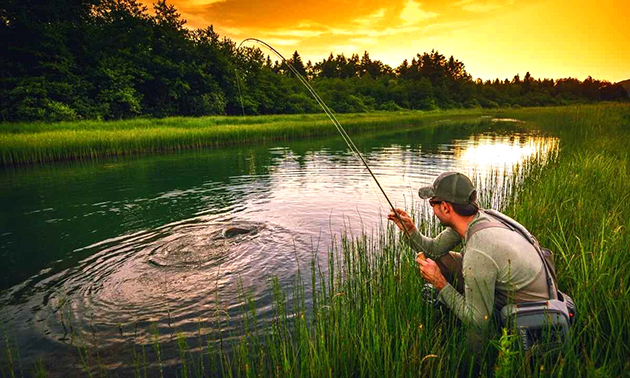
[
  {"xmin": 284, "ymin": 93, "xmax": 319, "ymax": 114},
  {"xmin": 484, "ymin": 100, "xmax": 500, "ymax": 109},
  {"xmin": 6, "ymin": 78, "xmax": 49, "ymax": 122},
  {"xmin": 378, "ymin": 100, "xmax": 404, "ymax": 111},
  {"xmin": 180, "ymin": 92, "xmax": 226, "ymax": 116},
  {"xmin": 359, "ymin": 95, "xmax": 377, "ymax": 111},
  {"xmin": 464, "ymin": 98, "xmax": 482, "ymax": 109},
  {"xmin": 417, "ymin": 97, "xmax": 439, "ymax": 110},
  {"xmin": 346, "ymin": 95, "xmax": 369, "ymax": 113},
  {"xmin": 45, "ymin": 100, "xmax": 79, "ymax": 122},
  {"xmin": 327, "ymin": 92, "xmax": 369, "ymax": 113},
  {"xmin": 97, "ymin": 86, "xmax": 142, "ymax": 119}
]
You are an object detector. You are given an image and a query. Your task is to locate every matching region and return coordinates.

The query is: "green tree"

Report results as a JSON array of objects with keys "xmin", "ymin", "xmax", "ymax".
[{"xmin": 287, "ymin": 50, "xmax": 307, "ymax": 78}]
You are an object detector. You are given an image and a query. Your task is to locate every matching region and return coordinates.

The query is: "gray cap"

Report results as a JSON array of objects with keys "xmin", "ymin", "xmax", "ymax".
[{"xmin": 418, "ymin": 172, "xmax": 476, "ymax": 204}]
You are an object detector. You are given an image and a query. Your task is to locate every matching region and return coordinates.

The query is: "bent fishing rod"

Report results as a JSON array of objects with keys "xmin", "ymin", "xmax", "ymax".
[{"xmin": 237, "ymin": 38, "xmax": 412, "ymax": 234}]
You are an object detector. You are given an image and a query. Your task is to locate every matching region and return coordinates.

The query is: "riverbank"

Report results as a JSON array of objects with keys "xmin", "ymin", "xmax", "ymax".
[
  {"xmin": 0, "ymin": 110, "xmax": 491, "ymax": 166},
  {"xmin": 494, "ymin": 103, "xmax": 630, "ymax": 375},
  {"xmin": 2, "ymin": 104, "xmax": 629, "ymax": 377},
  {"xmin": 216, "ymin": 104, "xmax": 630, "ymax": 377}
]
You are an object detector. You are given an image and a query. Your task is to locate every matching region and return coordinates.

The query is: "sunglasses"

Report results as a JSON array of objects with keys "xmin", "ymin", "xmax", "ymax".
[{"xmin": 429, "ymin": 198, "xmax": 443, "ymax": 207}]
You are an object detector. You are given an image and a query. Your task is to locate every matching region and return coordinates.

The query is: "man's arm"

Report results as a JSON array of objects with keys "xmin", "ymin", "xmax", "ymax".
[
  {"xmin": 437, "ymin": 248, "xmax": 498, "ymax": 328},
  {"xmin": 407, "ymin": 228, "xmax": 461, "ymax": 259},
  {"xmin": 388, "ymin": 208, "xmax": 461, "ymax": 259}
]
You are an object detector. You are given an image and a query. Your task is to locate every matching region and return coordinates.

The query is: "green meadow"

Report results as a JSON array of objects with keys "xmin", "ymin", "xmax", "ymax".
[{"xmin": 2, "ymin": 104, "xmax": 629, "ymax": 377}]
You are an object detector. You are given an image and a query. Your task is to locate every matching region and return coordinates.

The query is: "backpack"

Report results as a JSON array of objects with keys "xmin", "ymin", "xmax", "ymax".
[{"xmin": 467, "ymin": 209, "xmax": 577, "ymax": 353}]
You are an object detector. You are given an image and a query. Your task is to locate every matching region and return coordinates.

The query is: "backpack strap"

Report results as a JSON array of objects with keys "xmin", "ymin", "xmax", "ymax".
[
  {"xmin": 466, "ymin": 220, "xmax": 511, "ymax": 240},
  {"xmin": 467, "ymin": 210, "xmax": 558, "ymax": 300}
]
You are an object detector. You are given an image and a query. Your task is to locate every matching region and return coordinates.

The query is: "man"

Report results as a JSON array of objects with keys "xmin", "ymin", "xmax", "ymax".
[{"xmin": 388, "ymin": 172, "xmax": 550, "ymax": 330}]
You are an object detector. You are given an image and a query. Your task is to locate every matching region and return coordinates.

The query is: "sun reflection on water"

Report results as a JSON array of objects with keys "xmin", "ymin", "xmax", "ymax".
[{"xmin": 456, "ymin": 133, "xmax": 559, "ymax": 171}]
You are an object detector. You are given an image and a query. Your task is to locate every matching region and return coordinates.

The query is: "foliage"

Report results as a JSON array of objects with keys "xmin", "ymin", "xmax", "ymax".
[{"xmin": 1, "ymin": 1, "xmax": 628, "ymax": 123}]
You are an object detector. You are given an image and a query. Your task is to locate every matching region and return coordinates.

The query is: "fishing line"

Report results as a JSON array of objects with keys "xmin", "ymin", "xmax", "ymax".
[
  {"xmin": 234, "ymin": 69, "xmax": 246, "ymax": 116},
  {"xmin": 236, "ymin": 38, "xmax": 410, "ymax": 232}
]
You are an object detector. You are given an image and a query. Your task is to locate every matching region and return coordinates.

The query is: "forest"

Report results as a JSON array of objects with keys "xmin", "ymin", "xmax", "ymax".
[{"xmin": 1, "ymin": 0, "xmax": 628, "ymax": 122}]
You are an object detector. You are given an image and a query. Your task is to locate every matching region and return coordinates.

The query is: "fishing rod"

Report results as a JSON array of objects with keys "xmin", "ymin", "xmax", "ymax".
[{"xmin": 236, "ymin": 38, "xmax": 411, "ymax": 233}]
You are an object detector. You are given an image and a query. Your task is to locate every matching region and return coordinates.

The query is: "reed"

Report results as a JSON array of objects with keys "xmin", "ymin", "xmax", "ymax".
[
  {"xmin": 0, "ymin": 110, "xmax": 487, "ymax": 166},
  {"xmin": 497, "ymin": 103, "xmax": 630, "ymax": 375},
  {"xmin": 214, "ymin": 104, "xmax": 629, "ymax": 377}
]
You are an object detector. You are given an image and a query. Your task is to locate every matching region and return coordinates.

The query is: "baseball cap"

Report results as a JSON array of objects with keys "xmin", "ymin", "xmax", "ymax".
[{"xmin": 418, "ymin": 172, "xmax": 476, "ymax": 204}]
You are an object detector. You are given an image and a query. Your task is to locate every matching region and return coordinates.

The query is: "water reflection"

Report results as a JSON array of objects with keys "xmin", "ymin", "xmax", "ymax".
[
  {"xmin": 456, "ymin": 133, "xmax": 557, "ymax": 168},
  {"xmin": 0, "ymin": 124, "xmax": 559, "ymax": 374}
]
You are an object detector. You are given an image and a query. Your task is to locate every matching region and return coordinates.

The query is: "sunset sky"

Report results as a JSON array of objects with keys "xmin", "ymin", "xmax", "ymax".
[{"xmin": 146, "ymin": 0, "xmax": 629, "ymax": 83}]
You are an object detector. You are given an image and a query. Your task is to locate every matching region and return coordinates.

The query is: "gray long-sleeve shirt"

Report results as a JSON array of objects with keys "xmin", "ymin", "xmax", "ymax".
[{"xmin": 408, "ymin": 211, "xmax": 549, "ymax": 329}]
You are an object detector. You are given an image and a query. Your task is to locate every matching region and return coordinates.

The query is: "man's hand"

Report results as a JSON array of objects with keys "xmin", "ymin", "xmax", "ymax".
[
  {"xmin": 417, "ymin": 257, "xmax": 448, "ymax": 291},
  {"xmin": 387, "ymin": 208, "xmax": 418, "ymax": 236}
]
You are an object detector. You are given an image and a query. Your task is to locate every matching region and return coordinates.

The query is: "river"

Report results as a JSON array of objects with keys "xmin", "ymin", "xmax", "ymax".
[{"xmin": 0, "ymin": 118, "xmax": 558, "ymax": 375}]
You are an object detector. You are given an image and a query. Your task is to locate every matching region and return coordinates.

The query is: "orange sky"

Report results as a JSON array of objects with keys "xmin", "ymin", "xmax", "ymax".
[{"xmin": 146, "ymin": 0, "xmax": 629, "ymax": 82}]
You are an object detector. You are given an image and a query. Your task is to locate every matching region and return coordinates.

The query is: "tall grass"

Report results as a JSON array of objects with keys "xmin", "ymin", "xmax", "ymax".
[
  {"xmin": 216, "ymin": 104, "xmax": 630, "ymax": 377},
  {"xmin": 0, "ymin": 110, "xmax": 487, "ymax": 166},
  {"xmin": 497, "ymin": 103, "xmax": 630, "ymax": 375},
  {"xmin": 2, "ymin": 104, "xmax": 629, "ymax": 377}
]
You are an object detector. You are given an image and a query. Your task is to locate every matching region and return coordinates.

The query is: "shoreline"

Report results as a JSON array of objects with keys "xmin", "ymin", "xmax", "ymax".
[{"xmin": 2, "ymin": 108, "xmax": 497, "ymax": 166}]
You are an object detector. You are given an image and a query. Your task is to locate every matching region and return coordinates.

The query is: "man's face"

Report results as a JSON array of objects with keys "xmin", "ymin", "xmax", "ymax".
[{"xmin": 429, "ymin": 198, "xmax": 451, "ymax": 227}]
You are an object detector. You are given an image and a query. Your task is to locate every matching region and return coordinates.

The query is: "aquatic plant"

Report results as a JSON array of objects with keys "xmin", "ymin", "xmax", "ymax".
[{"xmin": 0, "ymin": 110, "xmax": 487, "ymax": 166}]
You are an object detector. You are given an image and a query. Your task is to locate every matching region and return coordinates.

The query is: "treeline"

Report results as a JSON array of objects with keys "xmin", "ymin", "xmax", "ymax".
[{"xmin": 1, "ymin": 0, "xmax": 627, "ymax": 122}]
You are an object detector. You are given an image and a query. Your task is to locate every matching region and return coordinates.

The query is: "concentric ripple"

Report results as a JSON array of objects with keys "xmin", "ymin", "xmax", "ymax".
[
  {"xmin": 146, "ymin": 221, "xmax": 264, "ymax": 268},
  {"xmin": 3, "ymin": 217, "xmax": 307, "ymax": 351}
]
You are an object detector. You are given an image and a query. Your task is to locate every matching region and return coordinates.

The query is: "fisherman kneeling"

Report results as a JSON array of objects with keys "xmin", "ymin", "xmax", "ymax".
[{"xmin": 388, "ymin": 172, "xmax": 574, "ymax": 355}]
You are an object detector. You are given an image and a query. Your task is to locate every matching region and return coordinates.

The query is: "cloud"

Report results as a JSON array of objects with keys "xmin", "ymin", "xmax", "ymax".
[
  {"xmin": 267, "ymin": 29, "xmax": 326, "ymax": 38},
  {"xmin": 400, "ymin": 0, "xmax": 439, "ymax": 25},
  {"xmin": 354, "ymin": 8, "xmax": 387, "ymax": 27},
  {"xmin": 463, "ymin": 3, "xmax": 502, "ymax": 12},
  {"xmin": 264, "ymin": 38, "xmax": 299, "ymax": 46},
  {"xmin": 350, "ymin": 37, "xmax": 378, "ymax": 45},
  {"xmin": 215, "ymin": 26, "xmax": 244, "ymax": 36},
  {"xmin": 175, "ymin": 0, "xmax": 382, "ymax": 30},
  {"xmin": 455, "ymin": 0, "xmax": 506, "ymax": 13},
  {"xmin": 184, "ymin": 0, "xmax": 226, "ymax": 5},
  {"xmin": 422, "ymin": 21, "xmax": 471, "ymax": 34},
  {"xmin": 328, "ymin": 25, "xmax": 422, "ymax": 38},
  {"xmin": 329, "ymin": 44, "xmax": 360, "ymax": 55}
]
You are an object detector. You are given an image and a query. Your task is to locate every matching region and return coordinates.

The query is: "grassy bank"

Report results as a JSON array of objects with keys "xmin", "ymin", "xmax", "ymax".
[
  {"xmin": 2, "ymin": 104, "xmax": 629, "ymax": 377},
  {"xmin": 213, "ymin": 104, "xmax": 629, "ymax": 377},
  {"xmin": 0, "ymin": 110, "xmax": 489, "ymax": 166},
  {"xmin": 495, "ymin": 104, "xmax": 630, "ymax": 375}
]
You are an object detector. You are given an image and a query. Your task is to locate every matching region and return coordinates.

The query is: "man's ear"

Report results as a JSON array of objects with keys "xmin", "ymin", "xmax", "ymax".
[
  {"xmin": 440, "ymin": 202, "xmax": 448, "ymax": 214},
  {"xmin": 442, "ymin": 202, "xmax": 453, "ymax": 215}
]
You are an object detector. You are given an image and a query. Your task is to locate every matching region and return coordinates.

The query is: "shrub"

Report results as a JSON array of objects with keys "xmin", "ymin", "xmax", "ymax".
[
  {"xmin": 484, "ymin": 100, "xmax": 500, "ymax": 109},
  {"xmin": 378, "ymin": 100, "xmax": 404, "ymax": 111},
  {"xmin": 464, "ymin": 98, "xmax": 482, "ymax": 109},
  {"xmin": 180, "ymin": 92, "xmax": 226, "ymax": 116},
  {"xmin": 284, "ymin": 93, "xmax": 319, "ymax": 114},
  {"xmin": 417, "ymin": 97, "xmax": 439, "ymax": 111},
  {"xmin": 45, "ymin": 100, "xmax": 79, "ymax": 122},
  {"xmin": 7, "ymin": 78, "xmax": 49, "ymax": 122},
  {"xmin": 347, "ymin": 95, "xmax": 369, "ymax": 113}
]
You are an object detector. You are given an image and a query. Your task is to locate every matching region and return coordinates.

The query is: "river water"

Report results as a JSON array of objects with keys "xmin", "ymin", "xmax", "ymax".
[{"xmin": 0, "ymin": 119, "xmax": 558, "ymax": 374}]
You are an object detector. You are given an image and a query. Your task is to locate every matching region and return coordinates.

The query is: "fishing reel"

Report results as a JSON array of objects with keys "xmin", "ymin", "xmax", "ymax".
[{"xmin": 421, "ymin": 283, "xmax": 440, "ymax": 306}]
